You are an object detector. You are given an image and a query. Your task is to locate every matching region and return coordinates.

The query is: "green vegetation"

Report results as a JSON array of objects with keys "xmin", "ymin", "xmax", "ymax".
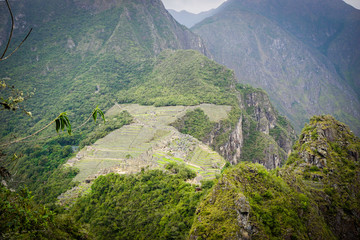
[
  {"xmin": 189, "ymin": 163, "xmax": 334, "ymax": 239},
  {"xmin": 0, "ymin": 185, "xmax": 89, "ymax": 239},
  {"xmin": 3, "ymin": 111, "xmax": 133, "ymax": 204},
  {"xmin": 79, "ymin": 111, "xmax": 133, "ymax": 148},
  {"xmin": 4, "ymin": 138, "xmax": 80, "ymax": 204},
  {"xmin": 190, "ymin": 115, "xmax": 359, "ymax": 239},
  {"xmin": 70, "ymin": 164, "xmax": 207, "ymax": 239},
  {"xmin": 4, "ymin": 1, "xmax": 355, "ymax": 239},
  {"xmin": 281, "ymin": 115, "xmax": 360, "ymax": 238},
  {"xmin": 172, "ymin": 108, "xmax": 215, "ymax": 140},
  {"xmin": 119, "ymin": 50, "xmax": 237, "ymax": 107}
]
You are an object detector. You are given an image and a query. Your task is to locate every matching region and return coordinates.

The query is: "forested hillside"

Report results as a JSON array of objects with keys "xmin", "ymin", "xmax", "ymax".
[
  {"xmin": 0, "ymin": 0, "xmax": 209, "ymax": 138},
  {"xmin": 0, "ymin": 0, "xmax": 359, "ymax": 239}
]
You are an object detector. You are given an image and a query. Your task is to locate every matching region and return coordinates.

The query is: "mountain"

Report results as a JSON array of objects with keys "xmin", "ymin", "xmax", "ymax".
[
  {"xmin": 1, "ymin": 1, "xmax": 359, "ymax": 239},
  {"xmin": 190, "ymin": 115, "xmax": 360, "ymax": 239},
  {"xmin": 0, "ymin": 0, "xmax": 209, "ymax": 137},
  {"xmin": 192, "ymin": 0, "xmax": 360, "ymax": 135},
  {"xmin": 1, "ymin": 48, "xmax": 298, "ymax": 238},
  {"xmin": 167, "ymin": 9, "xmax": 218, "ymax": 28},
  {"xmin": 4, "ymin": 49, "xmax": 296, "ymax": 202}
]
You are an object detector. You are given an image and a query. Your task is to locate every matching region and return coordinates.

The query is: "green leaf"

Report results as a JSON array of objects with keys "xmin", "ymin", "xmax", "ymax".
[
  {"xmin": 92, "ymin": 106, "xmax": 106, "ymax": 123},
  {"xmin": 55, "ymin": 119, "xmax": 60, "ymax": 133},
  {"xmin": 54, "ymin": 112, "xmax": 72, "ymax": 135},
  {"xmin": 93, "ymin": 110, "xmax": 97, "ymax": 123}
]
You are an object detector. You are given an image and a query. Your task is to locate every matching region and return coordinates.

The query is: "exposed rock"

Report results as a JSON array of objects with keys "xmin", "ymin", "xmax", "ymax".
[
  {"xmin": 245, "ymin": 91, "xmax": 276, "ymax": 135},
  {"xmin": 216, "ymin": 116, "xmax": 244, "ymax": 165},
  {"xmin": 204, "ymin": 87, "xmax": 296, "ymax": 169},
  {"xmin": 283, "ymin": 115, "xmax": 360, "ymax": 239}
]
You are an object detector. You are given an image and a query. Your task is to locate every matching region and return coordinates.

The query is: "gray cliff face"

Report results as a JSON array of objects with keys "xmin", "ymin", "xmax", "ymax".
[
  {"xmin": 245, "ymin": 91, "xmax": 276, "ymax": 135},
  {"xmin": 218, "ymin": 116, "xmax": 243, "ymax": 165},
  {"xmin": 204, "ymin": 88, "xmax": 296, "ymax": 169}
]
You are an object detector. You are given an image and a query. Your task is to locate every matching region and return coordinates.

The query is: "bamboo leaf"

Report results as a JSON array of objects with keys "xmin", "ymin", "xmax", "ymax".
[
  {"xmin": 93, "ymin": 110, "xmax": 97, "ymax": 122},
  {"xmin": 55, "ymin": 119, "xmax": 60, "ymax": 133}
]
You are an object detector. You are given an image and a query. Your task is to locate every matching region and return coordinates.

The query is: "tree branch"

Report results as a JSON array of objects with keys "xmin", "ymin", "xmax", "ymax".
[{"xmin": 0, "ymin": 0, "xmax": 32, "ymax": 61}]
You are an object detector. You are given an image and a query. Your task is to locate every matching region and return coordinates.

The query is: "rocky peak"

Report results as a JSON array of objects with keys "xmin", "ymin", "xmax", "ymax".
[
  {"xmin": 296, "ymin": 115, "xmax": 359, "ymax": 168},
  {"xmin": 283, "ymin": 115, "xmax": 360, "ymax": 239}
]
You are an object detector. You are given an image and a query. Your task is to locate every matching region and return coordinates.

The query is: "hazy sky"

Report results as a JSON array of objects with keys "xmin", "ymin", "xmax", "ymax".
[
  {"xmin": 161, "ymin": 0, "xmax": 360, "ymax": 13},
  {"xmin": 344, "ymin": 0, "xmax": 360, "ymax": 9},
  {"xmin": 161, "ymin": 0, "xmax": 227, "ymax": 14}
]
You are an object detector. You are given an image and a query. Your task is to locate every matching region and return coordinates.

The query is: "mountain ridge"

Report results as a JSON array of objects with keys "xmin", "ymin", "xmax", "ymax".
[
  {"xmin": 167, "ymin": 8, "xmax": 218, "ymax": 28},
  {"xmin": 192, "ymin": 0, "xmax": 360, "ymax": 135}
]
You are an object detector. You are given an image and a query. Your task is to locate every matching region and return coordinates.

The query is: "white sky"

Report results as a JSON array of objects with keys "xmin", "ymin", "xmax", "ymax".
[
  {"xmin": 344, "ymin": 0, "xmax": 360, "ymax": 9},
  {"xmin": 161, "ymin": 0, "xmax": 228, "ymax": 14},
  {"xmin": 161, "ymin": 0, "xmax": 360, "ymax": 13}
]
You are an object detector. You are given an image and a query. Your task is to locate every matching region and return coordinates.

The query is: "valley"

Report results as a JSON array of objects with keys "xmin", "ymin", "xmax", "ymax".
[{"xmin": 0, "ymin": 0, "xmax": 359, "ymax": 239}]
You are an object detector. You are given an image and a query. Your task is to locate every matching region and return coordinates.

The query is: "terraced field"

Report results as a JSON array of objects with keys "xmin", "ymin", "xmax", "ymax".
[{"xmin": 65, "ymin": 104, "xmax": 231, "ymax": 183}]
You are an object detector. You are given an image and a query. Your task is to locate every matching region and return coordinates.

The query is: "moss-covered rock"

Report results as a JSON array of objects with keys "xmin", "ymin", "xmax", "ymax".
[
  {"xmin": 189, "ymin": 163, "xmax": 334, "ymax": 239},
  {"xmin": 190, "ymin": 115, "xmax": 360, "ymax": 239},
  {"xmin": 282, "ymin": 115, "xmax": 360, "ymax": 239}
]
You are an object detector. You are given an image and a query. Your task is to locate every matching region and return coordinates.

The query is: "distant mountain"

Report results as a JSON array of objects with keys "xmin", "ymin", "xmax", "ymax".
[
  {"xmin": 167, "ymin": 9, "xmax": 217, "ymax": 28},
  {"xmin": 192, "ymin": 0, "xmax": 360, "ymax": 134}
]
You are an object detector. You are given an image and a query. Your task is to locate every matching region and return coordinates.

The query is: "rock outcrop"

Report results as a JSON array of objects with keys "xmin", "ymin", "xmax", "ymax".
[
  {"xmin": 190, "ymin": 115, "xmax": 360, "ymax": 239},
  {"xmin": 203, "ymin": 86, "xmax": 296, "ymax": 169},
  {"xmin": 282, "ymin": 115, "xmax": 360, "ymax": 239}
]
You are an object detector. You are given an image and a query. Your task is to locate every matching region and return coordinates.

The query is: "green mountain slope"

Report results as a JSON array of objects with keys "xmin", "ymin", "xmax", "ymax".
[
  {"xmin": 0, "ymin": 0, "xmax": 209, "ymax": 137},
  {"xmin": 192, "ymin": 0, "xmax": 360, "ymax": 135},
  {"xmin": 2, "ymin": 49, "xmax": 296, "ymax": 209},
  {"xmin": 190, "ymin": 115, "xmax": 360, "ymax": 239},
  {"xmin": 59, "ymin": 49, "xmax": 296, "ymax": 191}
]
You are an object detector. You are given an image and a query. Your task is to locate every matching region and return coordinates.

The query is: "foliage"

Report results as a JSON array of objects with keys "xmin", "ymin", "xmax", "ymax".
[
  {"xmin": 118, "ymin": 50, "xmax": 237, "ymax": 107},
  {"xmin": 92, "ymin": 106, "xmax": 106, "ymax": 123},
  {"xmin": 0, "ymin": 184, "xmax": 89, "ymax": 239},
  {"xmin": 171, "ymin": 108, "xmax": 215, "ymax": 140},
  {"xmin": 281, "ymin": 115, "xmax": 360, "ymax": 239},
  {"xmin": 79, "ymin": 110, "xmax": 133, "ymax": 148},
  {"xmin": 55, "ymin": 112, "xmax": 72, "ymax": 135},
  {"xmin": 4, "ymin": 139, "xmax": 80, "ymax": 204},
  {"xmin": 2, "ymin": 110, "xmax": 132, "ymax": 205},
  {"xmin": 190, "ymin": 163, "xmax": 334, "ymax": 239},
  {"xmin": 70, "ymin": 165, "xmax": 207, "ymax": 239}
]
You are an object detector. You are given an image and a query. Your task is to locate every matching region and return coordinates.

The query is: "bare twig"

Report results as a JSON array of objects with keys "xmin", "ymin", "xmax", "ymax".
[
  {"xmin": 0, "ymin": 0, "xmax": 33, "ymax": 61},
  {"xmin": 0, "ymin": 107, "xmax": 105, "ymax": 147},
  {"xmin": 0, "ymin": 119, "xmax": 56, "ymax": 147}
]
